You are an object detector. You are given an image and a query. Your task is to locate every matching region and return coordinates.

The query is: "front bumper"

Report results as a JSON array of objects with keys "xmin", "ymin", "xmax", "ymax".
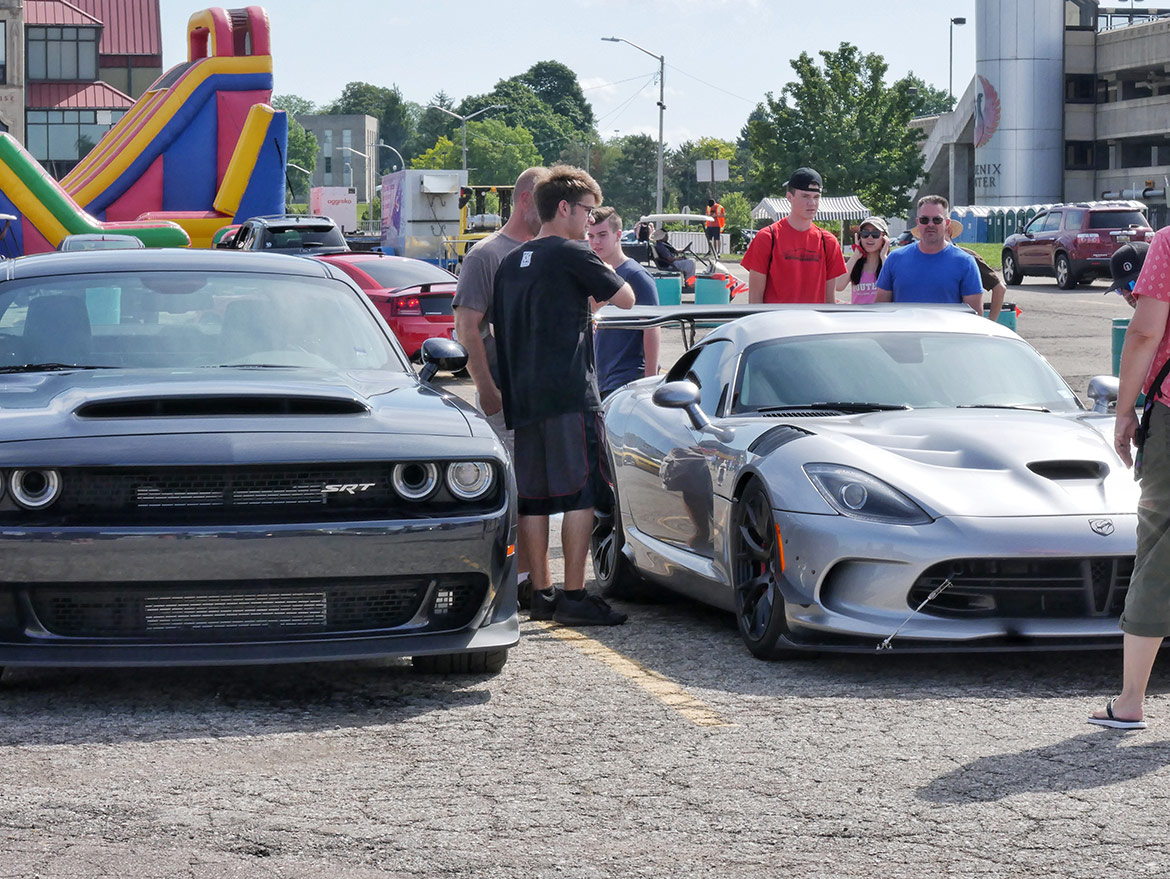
[{"xmin": 774, "ymin": 510, "xmax": 1136, "ymax": 649}]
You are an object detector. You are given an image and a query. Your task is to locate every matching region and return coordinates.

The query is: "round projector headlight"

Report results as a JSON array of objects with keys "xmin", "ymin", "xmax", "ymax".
[
  {"xmin": 10, "ymin": 469, "xmax": 61, "ymax": 509},
  {"xmin": 446, "ymin": 461, "xmax": 495, "ymax": 500},
  {"xmin": 392, "ymin": 462, "xmax": 439, "ymax": 500}
]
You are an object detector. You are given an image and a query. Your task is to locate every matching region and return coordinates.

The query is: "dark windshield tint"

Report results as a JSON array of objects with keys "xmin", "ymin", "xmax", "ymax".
[
  {"xmin": 734, "ymin": 332, "xmax": 1081, "ymax": 413},
  {"xmin": 263, "ymin": 224, "xmax": 347, "ymax": 249},
  {"xmin": 352, "ymin": 258, "xmax": 456, "ymax": 289},
  {"xmin": 1088, "ymin": 210, "xmax": 1147, "ymax": 229},
  {"xmin": 0, "ymin": 271, "xmax": 408, "ymax": 372}
]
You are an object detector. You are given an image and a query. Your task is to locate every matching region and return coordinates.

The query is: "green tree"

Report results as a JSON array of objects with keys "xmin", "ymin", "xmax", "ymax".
[
  {"xmin": 592, "ymin": 133, "xmax": 658, "ymax": 222},
  {"xmin": 411, "ymin": 120, "xmax": 541, "ymax": 185},
  {"xmin": 411, "ymin": 91, "xmax": 458, "ymax": 158},
  {"xmin": 272, "ymin": 94, "xmax": 315, "ymax": 117},
  {"xmin": 666, "ymin": 137, "xmax": 741, "ymax": 213},
  {"xmin": 904, "ymin": 73, "xmax": 954, "ymax": 115},
  {"xmin": 520, "ymin": 61, "xmax": 594, "ymax": 133},
  {"xmin": 745, "ymin": 42, "xmax": 925, "ymax": 218},
  {"xmin": 325, "ymin": 82, "xmax": 415, "ymax": 174}
]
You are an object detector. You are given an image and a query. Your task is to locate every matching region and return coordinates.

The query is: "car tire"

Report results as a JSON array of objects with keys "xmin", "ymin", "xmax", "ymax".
[
  {"xmin": 411, "ymin": 648, "xmax": 509, "ymax": 674},
  {"xmin": 732, "ymin": 479, "xmax": 801, "ymax": 660},
  {"xmin": 1055, "ymin": 253, "xmax": 1076, "ymax": 290},
  {"xmin": 1002, "ymin": 250, "xmax": 1023, "ymax": 286},
  {"xmin": 590, "ymin": 484, "xmax": 658, "ymax": 601}
]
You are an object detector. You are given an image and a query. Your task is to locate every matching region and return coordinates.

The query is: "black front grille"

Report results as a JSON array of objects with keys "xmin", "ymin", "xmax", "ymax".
[
  {"xmin": 11, "ymin": 464, "xmax": 500, "ymax": 525},
  {"xmin": 24, "ymin": 574, "xmax": 488, "ymax": 640},
  {"xmin": 908, "ymin": 557, "xmax": 1134, "ymax": 619}
]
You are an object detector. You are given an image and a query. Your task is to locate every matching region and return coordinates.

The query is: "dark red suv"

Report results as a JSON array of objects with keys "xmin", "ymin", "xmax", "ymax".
[{"xmin": 1001, "ymin": 201, "xmax": 1152, "ymax": 289}]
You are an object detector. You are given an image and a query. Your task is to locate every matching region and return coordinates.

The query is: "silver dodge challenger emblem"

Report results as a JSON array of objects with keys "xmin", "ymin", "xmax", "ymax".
[{"xmin": 1089, "ymin": 518, "xmax": 1115, "ymax": 536}]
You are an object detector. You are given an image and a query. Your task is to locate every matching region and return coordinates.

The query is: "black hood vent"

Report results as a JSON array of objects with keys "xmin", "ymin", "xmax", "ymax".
[
  {"xmin": 1027, "ymin": 460, "xmax": 1107, "ymax": 481},
  {"xmin": 76, "ymin": 396, "xmax": 369, "ymax": 418}
]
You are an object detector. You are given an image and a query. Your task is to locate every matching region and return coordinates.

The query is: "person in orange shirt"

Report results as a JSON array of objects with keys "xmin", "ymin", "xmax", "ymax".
[
  {"xmin": 705, "ymin": 198, "xmax": 726, "ymax": 255},
  {"xmin": 742, "ymin": 167, "xmax": 846, "ymax": 303}
]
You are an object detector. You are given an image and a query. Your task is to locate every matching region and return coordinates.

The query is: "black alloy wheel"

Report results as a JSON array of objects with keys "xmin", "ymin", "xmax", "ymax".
[
  {"xmin": 732, "ymin": 480, "xmax": 798, "ymax": 660},
  {"xmin": 590, "ymin": 484, "xmax": 655, "ymax": 601}
]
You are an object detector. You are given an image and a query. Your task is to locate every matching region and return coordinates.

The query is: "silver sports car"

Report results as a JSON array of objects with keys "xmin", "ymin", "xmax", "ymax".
[{"xmin": 592, "ymin": 305, "xmax": 1137, "ymax": 658}]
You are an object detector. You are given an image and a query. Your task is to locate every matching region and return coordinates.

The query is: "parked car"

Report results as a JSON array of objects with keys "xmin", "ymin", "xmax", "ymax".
[
  {"xmin": 312, "ymin": 252, "xmax": 455, "ymax": 359},
  {"xmin": 226, "ymin": 214, "xmax": 349, "ymax": 255},
  {"xmin": 57, "ymin": 233, "xmax": 146, "ymax": 252},
  {"xmin": 1001, "ymin": 201, "xmax": 1152, "ymax": 289},
  {"xmin": 0, "ymin": 249, "xmax": 517, "ymax": 675},
  {"xmin": 592, "ymin": 304, "xmax": 1137, "ymax": 659}
]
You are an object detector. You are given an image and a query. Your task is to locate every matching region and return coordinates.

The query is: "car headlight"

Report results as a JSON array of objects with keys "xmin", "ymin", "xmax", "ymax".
[
  {"xmin": 10, "ymin": 468, "xmax": 61, "ymax": 509},
  {"xmin": 803, "ymin": 463, "xmax": 931, "ymax": 525},
  {"xmin": 391, "ymin": 462, "xmax": 439, "ymax": 500},
  {"xmin": 445, "ymin": 461, "xmax": 495, "ymax": 500}
]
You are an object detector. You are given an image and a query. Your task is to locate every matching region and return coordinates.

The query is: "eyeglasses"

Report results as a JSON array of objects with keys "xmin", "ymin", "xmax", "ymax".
[
  {"xmin": 571, "ymin": 202, "xmax": 598, "ymax": 215},
  {"xmin": 858, "ymin": 230, "xmax": 883, "ymax": 239},
  {"xmin": 917, "ymin": 216, "xmax": 945, "ymax": 226}
]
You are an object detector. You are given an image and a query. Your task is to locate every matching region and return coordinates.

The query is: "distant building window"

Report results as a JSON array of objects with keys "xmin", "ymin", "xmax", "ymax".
[
  {"xmin": 323, "ymin": 129, "xmax": 333, "ymax": 185},
  {"xmin": 1065, "ymin": 141, "xmax": 1095, "ymax": 170},
  {"xmin": 26, "ymin": 108, "xmax": 125, "ymax": 170},
  {"xmin": 27, "ymin": 26, "xmax": 99, "ymax": 82},
  {"xmin": 0, "ymin": 21, "xmax": 7, "ymax": 85},
  {"xmin": 1065, "ymin": 74, "xmax": 1100, "ymax": 104}
]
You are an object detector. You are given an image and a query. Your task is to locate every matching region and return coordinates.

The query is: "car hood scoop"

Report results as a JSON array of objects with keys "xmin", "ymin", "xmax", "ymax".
[{"xmin": 77, "ymin": 395, "xmax": 369, "ymax": 418}]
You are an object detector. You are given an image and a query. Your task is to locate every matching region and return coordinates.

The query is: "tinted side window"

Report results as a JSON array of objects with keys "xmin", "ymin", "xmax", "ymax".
[
  {"xmin": 1063, "ymin": 209, "xmax": 1085, "ymax": 230},
  {"xmin": 1041, "ymin": 212, "xmax": 1062, "ymax": 232},
  {"xmin": 1024, "ymin": 213, "xmax": 1047, "ymax": 234},
  {"xmin": 683, "ymin": 340, "xmax": 732, "ymax": 417}
]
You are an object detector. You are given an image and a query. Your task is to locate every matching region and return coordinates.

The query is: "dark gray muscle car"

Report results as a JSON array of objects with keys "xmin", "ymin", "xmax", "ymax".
[
  {"xmin": 0, "ymin": 249, "xmax": 516, "ymax": 675},
  {"xmin": 592, "ymin": 304, "xmax": 1137, "ymax": 659}
]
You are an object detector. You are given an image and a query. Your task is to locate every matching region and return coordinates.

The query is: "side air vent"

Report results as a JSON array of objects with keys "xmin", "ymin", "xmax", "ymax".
[
  {"xmin": 76, "ymin": 396, "xmax": 369, "ymax": 418},
  {"xmin": 1027, "ymin": 460, "xmax": 1107, "ymax": 480}
]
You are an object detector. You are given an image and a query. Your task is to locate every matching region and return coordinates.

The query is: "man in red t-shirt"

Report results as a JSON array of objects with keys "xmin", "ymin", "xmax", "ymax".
[{"xmin": 743, "ymin": 167, "xmax": 846, "ymax": 303}]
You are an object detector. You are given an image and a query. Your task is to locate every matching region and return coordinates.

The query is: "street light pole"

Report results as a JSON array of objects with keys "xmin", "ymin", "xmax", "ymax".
[
  {"xmin": 949, "ymin": 16, "xmax": 967, "ymax": 105},
  {"xmin": 287, "ymin": 162, "xmax": 311, "ymax": 209},
  {"xmin": 603, "ymin": 36, "xmax": 664, "ymax": 214},
  {"xmin": 338, "ymin": 145, "xmax": 368, "ymax": 198},
  {"xmin": 426, "ymin": 104, "xmax": 505, "ymax": 173},
  {"xmin": 377, "ymin": 141, "xmax": 405, "ymax": 172}
]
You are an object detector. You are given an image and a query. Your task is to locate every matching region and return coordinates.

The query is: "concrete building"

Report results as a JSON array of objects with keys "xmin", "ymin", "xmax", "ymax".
[
  {"xmin": 296, "ymin": 113, "xmax": 379, "ymax": 203},
  {"xmin": 916, "ymin": 1, "xmax": 1170, "ymax": 227}
]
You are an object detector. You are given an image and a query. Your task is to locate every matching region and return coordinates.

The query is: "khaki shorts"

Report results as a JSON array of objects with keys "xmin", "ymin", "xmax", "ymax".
[{"xmin": 1120, "ymin": 402, "xmax": 1170, "ymax": 637}]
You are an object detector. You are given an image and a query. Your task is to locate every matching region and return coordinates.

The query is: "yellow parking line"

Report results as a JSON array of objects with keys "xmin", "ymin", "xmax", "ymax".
[{"xmin": 536, "ymin": 623, "xmax": 734, "ymax": 728}]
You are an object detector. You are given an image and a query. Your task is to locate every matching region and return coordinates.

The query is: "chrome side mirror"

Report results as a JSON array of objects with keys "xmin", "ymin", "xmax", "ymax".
[
  {"xmin": 652, "ymin": 380, "xmax": 734, "ymax": 442},
  {"xmin": 1087, "ymin": 374, "xmax": 1120, "ymax": 413}
]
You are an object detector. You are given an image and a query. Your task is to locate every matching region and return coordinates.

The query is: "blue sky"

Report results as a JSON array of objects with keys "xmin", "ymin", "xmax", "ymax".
[{"xmin": 158, "ymin": 0, "xmax": 978, "ymax": 148}]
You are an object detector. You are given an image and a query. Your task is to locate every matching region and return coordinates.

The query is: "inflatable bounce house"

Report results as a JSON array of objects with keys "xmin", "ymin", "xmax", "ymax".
[{"xmin": 0, "ymin": 5, "xmax": 286, "ymax": 255}]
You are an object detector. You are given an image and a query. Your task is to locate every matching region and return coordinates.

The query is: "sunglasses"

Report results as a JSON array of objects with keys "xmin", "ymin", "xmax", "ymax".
[
  {"xmin": 858, "ymin": 230, "xmax": 883, "ymax": 240},
  {"xmin": 917, "ymin": 216, "xmax": 945, "ymax": 225}
]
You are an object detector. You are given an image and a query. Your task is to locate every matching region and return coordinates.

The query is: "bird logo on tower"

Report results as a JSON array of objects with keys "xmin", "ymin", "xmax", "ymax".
[{"xmin": 974, "ymin": 75, "xmax": 1001, "ymax": 148}]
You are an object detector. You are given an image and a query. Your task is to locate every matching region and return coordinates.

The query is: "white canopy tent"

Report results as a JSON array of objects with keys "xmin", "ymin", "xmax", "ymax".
[{"xmin": 751, "ymin": 195, "xmax": 872, "ymax": 224}]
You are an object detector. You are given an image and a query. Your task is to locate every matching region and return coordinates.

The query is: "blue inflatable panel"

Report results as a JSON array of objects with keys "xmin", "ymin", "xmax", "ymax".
[{"xmin": 162, "ymin": 96, "xmax": 218, "ymax": 211}]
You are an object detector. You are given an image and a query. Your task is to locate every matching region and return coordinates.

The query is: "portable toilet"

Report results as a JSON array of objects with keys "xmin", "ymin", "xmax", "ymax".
[
  {"xmin": 970, "ymin": 206, "xmax": 990, "ymax": 242},
  {"xmin": 988, "ymin": 209, "xmax": 1002, "ymax": 243},
  {"xmin": 1006, "ymin": 208, "xmax": 1020, "ymax": 237},
  {"xmin": 1023, "ymin": 206, "xmax": 1038, "ymax": 228}
]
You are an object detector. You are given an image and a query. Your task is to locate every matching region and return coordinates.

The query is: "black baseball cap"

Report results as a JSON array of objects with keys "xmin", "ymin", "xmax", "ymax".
[
  {"xmin": 1107, "ymin": 242, "xmax": 1149, "ymax": 294},
  {"xmin": 786, "ymin": 167, "xmax": 823, "ymax": 192}
]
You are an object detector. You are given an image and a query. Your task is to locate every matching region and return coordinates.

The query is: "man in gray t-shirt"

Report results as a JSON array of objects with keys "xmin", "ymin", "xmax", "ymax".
[{"xmin": 452, "ymin": 166, "xmax": 547, "ymax": 429}]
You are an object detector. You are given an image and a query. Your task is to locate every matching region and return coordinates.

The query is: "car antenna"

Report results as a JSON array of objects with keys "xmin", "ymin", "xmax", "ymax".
[{"xmin": 876, "ymin": 578, "xmax": 955, "ymax": 651}]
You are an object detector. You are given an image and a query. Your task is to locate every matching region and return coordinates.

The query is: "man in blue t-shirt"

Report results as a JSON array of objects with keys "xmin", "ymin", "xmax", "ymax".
[
  {"xmin": 587, "ymin": 207, "xmax": 660, "ymax": 398},
  {"xmin": 875, "ymin": 195, "xmax": 982, "ymax": 312}
]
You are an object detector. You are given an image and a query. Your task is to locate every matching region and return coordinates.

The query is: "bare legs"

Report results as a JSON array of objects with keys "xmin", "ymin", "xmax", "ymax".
[
  {"xmin": 1095, "ymin": 633, "xmax": 1164, "ymax": 721},
  {"xmin": 518, "ymin": 507, "xmax": 595, "ymax": 594}
]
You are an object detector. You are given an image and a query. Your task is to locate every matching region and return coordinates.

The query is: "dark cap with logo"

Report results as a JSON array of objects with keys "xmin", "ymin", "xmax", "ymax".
[
  {"xmin": 1107, "ymin": 241, "xmax": 1149, "ymax": 294},
  {"xmin": 786, "ymin": 167, "xmax": 823, "ymax": 192}
]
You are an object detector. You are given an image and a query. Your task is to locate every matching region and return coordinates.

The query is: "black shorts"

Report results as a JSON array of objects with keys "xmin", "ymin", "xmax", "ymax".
[
  {"xmin": 514, "ymin": 411, "xmax": 609, "ymax": 516},
  {"xmin": 705, "ymin": 225, "xmax": 720, "ymax": 240}
]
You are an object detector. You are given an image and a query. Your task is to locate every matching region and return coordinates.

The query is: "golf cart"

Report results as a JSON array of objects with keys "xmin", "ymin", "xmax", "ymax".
[{"xmin": 635, "ymin": 213, "xmax": 744, "ymax": 305}]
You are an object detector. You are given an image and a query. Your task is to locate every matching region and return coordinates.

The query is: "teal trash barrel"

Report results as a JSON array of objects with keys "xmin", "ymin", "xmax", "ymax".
[
  {"xmin": 1113, "ymin": 317, "xmax": 1130, "ymax": 376},
  {"xmin": 984, "ymin": 302, "xmax": 1017, "ymax": 331},
  {"xmin": 694, "ymin": 274, "xmax": 730, "ymax": 304},
  {"xmin": 651, "ymin": 272, "xmax": 682, "ymax": 306}
]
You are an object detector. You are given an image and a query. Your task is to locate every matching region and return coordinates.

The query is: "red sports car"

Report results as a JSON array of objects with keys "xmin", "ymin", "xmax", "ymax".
[{"xmin": 313, "ymin": 253, "xmax": 456, "ymax": 359}]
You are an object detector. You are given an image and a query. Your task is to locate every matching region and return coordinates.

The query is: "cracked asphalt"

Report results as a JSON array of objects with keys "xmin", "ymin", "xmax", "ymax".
[{"xmin": 2, "ymin": 273, "xmax": 1165, "ymax": 878}]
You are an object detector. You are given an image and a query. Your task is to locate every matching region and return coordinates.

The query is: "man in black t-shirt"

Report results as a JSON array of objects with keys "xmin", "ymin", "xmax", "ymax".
[{"xmin": 494, "ymin": 164, "xmax": 635, "ymax": 626}]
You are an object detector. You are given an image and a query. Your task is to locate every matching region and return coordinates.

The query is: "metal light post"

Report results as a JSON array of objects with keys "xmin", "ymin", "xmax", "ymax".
[
  {"xmin": 338, "ymin": 145, "xmax": 368, "ymax": 196},
  {"xmin": 426, "ymin": 104, "xmax": 505, "ymax": 173},
  {"xmin": 603, "ymin": 36, "xmax": 665, "ymax": 214},
  {"xmin": 377, "ymin": 140, "xmax": 405, "ymax": 172},
  {"xmin": 949, "ymin": 17, "xmax": 967, "ymax": 104},
  {"xmin": 287, "ymin": 162, "xmax": 311, "ymax": 209}
]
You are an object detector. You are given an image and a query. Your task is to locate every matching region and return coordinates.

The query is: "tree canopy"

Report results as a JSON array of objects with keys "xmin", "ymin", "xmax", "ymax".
[
  {"xmin": 744, "ymin": 42, "xmax": 925, "ymax": 218},
  {"xmin": 325, "ymin": 82, "xmax": 415, "ymax": 173},
  {"xmin": 410, "ymin": 119, "xmax": 541, "ymax": 185}
]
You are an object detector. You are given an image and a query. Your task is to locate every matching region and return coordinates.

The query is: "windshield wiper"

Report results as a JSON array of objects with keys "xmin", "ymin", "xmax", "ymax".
[
  {"xmin": 210, "ymin": 363, "xmax": 304, "ymax": 369},
  {"xmin": 756, "ymin": 402, "xmax": 911, "ymax": 414},
  {"xmin": 957, "ymin": 403, "xmax": 1050, "ymax": 412},
  {"xmin": 0, "ymin": 363, "xmax": 113, "ymax": 373}
]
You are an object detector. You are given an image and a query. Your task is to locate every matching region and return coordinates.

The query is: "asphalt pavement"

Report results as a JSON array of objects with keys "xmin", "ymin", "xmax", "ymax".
[{"xmin": 0, "ymin": 270, "xmax": 1165, "ymax": 879}]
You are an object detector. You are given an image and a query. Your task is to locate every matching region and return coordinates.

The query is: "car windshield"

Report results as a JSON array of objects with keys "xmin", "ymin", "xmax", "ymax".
[
  {"xmin": 734, "ymin": 332, "xmax": 1082, "ymax": 413},
  {"xmin": 0, "ymin": 270, "xmax": 409, "ymax": 372},
  {"xmin": 1088, "ymin": 210, "xmax": 1147, "ymax": 229},
  {"xmin": 264, "ymin": 224, "xmax": 346, "ymax": 249},
  {"xmin": 352, "ymin": 258, "xmax": 455, "ymax": 289}
]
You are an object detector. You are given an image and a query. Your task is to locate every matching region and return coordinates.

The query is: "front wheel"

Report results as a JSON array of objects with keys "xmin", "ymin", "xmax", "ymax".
[
  {"xmin": 591, "ymin": 498, "xmax": 656, "ymax": 601},
  {"xmin": 732, "ymin": 480, "xmax": 799, "ymax": 660},
  {"xmin": 1055, "ymin": 253, "xmax": 1076, "ymax": 290},
  {"xmin": 1002, "ymin": 250, "xmax": 1023, "ymax": 286},
  {"xmin": 412, "ymin": 649, "xmax": 508, "ymax": 674}
]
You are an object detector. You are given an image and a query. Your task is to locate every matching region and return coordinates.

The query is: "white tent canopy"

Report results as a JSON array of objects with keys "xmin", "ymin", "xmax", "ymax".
[{"xmin": 751, "ymin": 195, "xmax": 871, "ymax": 223}]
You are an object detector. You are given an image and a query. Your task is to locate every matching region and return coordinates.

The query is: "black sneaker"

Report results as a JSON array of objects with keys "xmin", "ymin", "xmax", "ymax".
[
  {"xmin": 529, "ymin": 587, "xmax": 559, "ymax": 621},
  {"xmin": 552, "ymin": 590, "xmax": 628, "ymax": 626},
  {"xmin": 517, "ymin": 577, "xmax": 534, "ymax": 610}
]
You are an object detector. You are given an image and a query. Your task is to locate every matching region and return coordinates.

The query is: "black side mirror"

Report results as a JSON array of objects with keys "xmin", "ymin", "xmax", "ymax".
[
  {"xmin": 652, "ymin": 380, "xmax": 734, "ymax": 442},
  {"xmin": 419, "ymin": 337, "xmax": 468, "ymax": 383}
]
